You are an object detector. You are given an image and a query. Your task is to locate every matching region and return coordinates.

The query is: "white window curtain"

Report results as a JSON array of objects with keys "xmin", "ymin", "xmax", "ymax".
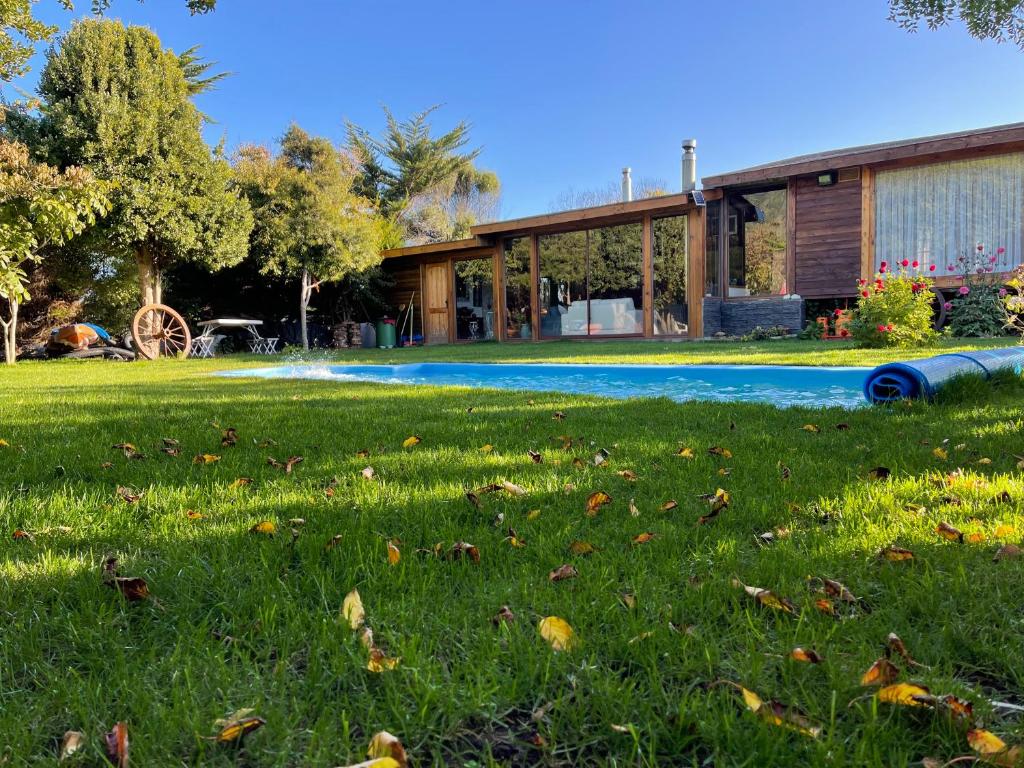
[{"xmin": 874, "ymin": 152, "xmax": 1024, "ymax": 273}]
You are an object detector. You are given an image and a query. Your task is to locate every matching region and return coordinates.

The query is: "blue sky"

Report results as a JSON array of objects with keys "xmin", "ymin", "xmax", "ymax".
[{"xmin": 10, "ymin": 0, "xmax": 1024, "ymax": 218}]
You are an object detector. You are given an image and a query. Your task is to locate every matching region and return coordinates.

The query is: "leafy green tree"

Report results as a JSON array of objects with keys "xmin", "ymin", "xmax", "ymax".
[
  {"xmin": 889, "ymin": 0, "xmax": 1024, "ymax": 46},
  {"xmin": 27, "ymin": 19, "xmax": 252, "ymax": 309},
  {"xmin": 234, "ymin": 125, "xmax": 383, "ymax": 350},
  {"xmin": 346, "ymin": 105, "xmax": 499, "ymax": 245},
  {"xmin": 1, "ymin": 0, "xmax": 216, "ymax": 82},
  {"xmin": 0, "ymin": 138, "xmax": 109, "ymax": 363}
]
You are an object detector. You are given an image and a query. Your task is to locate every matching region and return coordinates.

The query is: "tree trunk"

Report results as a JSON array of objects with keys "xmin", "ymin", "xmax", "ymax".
[
  {"xmin": 299, "ymin": 267, "xmax": 311, "ymax": 351},
  {"xmin": 137, "ymin": 247, "xmax": 162, "ymax": 306},
  {"xmin": 2, "ymin": 298, "xmax": 19, "ymax": 365}
]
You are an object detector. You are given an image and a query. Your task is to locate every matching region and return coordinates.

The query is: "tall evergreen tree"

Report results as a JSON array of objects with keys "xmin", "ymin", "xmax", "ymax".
[
  {"xmin": 346, "ymin": 106, "xmax": 499, "ymax": 245},
  {"xmin": 29, "ymin": 19, "xmax": 252, "ymax": 307}
]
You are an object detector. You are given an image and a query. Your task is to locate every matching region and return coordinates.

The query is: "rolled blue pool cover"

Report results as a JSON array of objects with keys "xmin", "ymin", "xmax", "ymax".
[{"xmin": 864, "ymin": 347, "xmax": 1024, "ymax": 403}]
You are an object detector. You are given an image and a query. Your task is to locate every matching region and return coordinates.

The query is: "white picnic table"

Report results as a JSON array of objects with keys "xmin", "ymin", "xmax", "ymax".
[{"xmin": 191, "ymin": 318, "xmax": 278, "ymax": 357}]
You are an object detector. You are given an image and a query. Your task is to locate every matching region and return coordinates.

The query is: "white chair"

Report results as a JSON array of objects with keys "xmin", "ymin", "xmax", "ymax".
[{"xmin": 249, "ymin": 330, "xmax": 279, "ymax": 354}]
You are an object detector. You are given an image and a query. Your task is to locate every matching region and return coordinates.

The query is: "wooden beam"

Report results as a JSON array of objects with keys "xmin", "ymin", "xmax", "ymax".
[
  {"xmin": 860, "ymin": 166, "xmax": 875, "ymax": 279},
  {"xmin": 381, "ymin": 237, "xmax": 488, "ymax": 259},
  {"xmin": 471, "ymin": 193, "xmax": 697, "ymax": 237},
  {"xmin": 786, "ymin": 177, "xmax": 797, "ymax": 294},
  {"xmin": 687, "ymin": 208, "xmax": 705, "ymax": 338},
  {"xmin": 529, "ymin": 234, "xmax": 540, "ymax": 341},
  {"xmin": 641, "ymin": 214, "xmax": 653, "ymax": 338},
  {"xmin": 491, "ymin": 241, "xmax": 504, "ymax": 342}
]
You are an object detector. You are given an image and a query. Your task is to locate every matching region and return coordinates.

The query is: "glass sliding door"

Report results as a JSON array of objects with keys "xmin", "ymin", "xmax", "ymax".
[
  {"xmin": 539, "ymin": 230, "xmax": 587, "ymax": 337},
  {"xmin": 538, "ymin": 223, "xmax": 644, "ymax": 337},
  {"xmin": 652, "ymin": 215, "xmax": 688, "ymax": 335},
  {"xmin": 453, "ymin": 258, "xmax": 494, "ymax": 341},
  {"xmin": 705, "ymin": 200, "xmax": 721, "ymax": 297},
  {"xmin": 503, "ymin": 237, "xmax": 532, "ymax": 340}
]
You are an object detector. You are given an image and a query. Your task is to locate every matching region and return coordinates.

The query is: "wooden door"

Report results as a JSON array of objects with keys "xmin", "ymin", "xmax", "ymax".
[{"xmin": 424, "ymin": 262, "xmax": 451, "ymax": 344}]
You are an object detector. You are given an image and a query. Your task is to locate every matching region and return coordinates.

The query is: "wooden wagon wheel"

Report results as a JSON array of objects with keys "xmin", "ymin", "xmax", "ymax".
[{"xmin": 131, "ymin": 303, "xmax": 192, "ymax": 360}]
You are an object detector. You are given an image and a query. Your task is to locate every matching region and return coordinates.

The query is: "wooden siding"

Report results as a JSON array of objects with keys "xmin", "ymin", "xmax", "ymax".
[
  {"xmin": 793, "ymin": 174, "xmax": 862, "ymax": 298},
  {"xmin": 381, "ymin": 257, "xmax": 422, "ymax": 339}
]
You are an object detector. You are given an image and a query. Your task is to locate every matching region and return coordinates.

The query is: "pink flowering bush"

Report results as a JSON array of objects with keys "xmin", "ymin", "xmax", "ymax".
[
  {"xmin": 945, "ymin": 246, "xmax": 1009, "ymax": 337},
  {"xmin": 848, "ymin": 261, "xmax": 939, "ymax": 348}
]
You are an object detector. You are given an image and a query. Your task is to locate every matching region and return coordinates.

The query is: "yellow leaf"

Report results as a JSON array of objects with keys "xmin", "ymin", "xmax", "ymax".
[
  {"xmin": 193, "ymin": 453, "xmax": 221, "ymax": 464},
  {"xmin": 676, "ymin": 446, "xmax": 694, "ymax": 459},
  {"xmin": 708, "ymin": 446, "xmax": 733, "ymax": 458},
  {"xmin": 367, "ymin": 648, "xmax": 400, "ymax": 672},
  {"xmin": 585, "ymin": 491, "xmax": 612, "ymax": 517},
  {"xmin": 367, "ymin": 731, "xmax": 408, "ymax": 767},
  {"xmin": 802, "ymin": 424, "xmax": 821, "ymax": 433},
  {"xmin": 932, "ymin": 447, "xmax": 948, "ymax": 460},
  {"xmin": 631, "ymin": 532, "xmax": 656, "ymax": 545},
  {"xmin": 387, "ymin": 541, "xmax": 400, "ymax": 566},
  {"xmin": 790, "ymin": 647, "xmax": 824, "ymax": 664},
  {"xmin": 527, "ymin": 509, "xmax": 541, "ymax": 521},
  {"xmin": 342, "ymin": 588, "xmax": 365, "ymax": 629},
  {"xmin": 402, "ymin": 435, "xmax": 421, "ymax": 448},
  {"xmin": 935, "ymin": 521, "xmax": 964, "ymax": 543},
  {"xmin": 0, "ymin": 439, "xmax": 9, "ymax": 447},
  {"xmin": 994, "ymin": 524, "xmax": 1015, "ymax": 538},
  {"xmin": 879, "ymin": 546, "xmax": 914, "ymax": 561},
  {"xmin": 249, "ymin": 520, "xmax": 276, "ymax": 535},
  {"xmin": 186, "ymin": 510, "xmax": 203, "ymax": 520},
  {"xmin": 877, "ymin": 682, "xmax": 932, "ymax": 707},
  {"xmin": 569, "ymin": 540, "xmax": 597, "ymax": 556},
  {"xmin": 539, "ymin": 616, "xmax": 576, "ymax": 651},
  {"xmin": 215, "ymin": 716, "xmax": 266, "ymax": 742},
  {"xmin": 479, "ymin": 444, "xmax": 493, "ymax": 453}
]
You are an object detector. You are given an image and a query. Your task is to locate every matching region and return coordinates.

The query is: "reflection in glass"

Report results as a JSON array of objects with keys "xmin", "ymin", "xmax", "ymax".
[
  {"xmin": 727, "ymin": 188, "xmax": 787, "ymax": 297},
  {"xmin": 454, "ymin": 258, "xmax": 494, "ymax": 341},
  {"xmin": 539, "ymin": 231, "xmax": 587, "ymax": 337},
  {"xmin": 705, "ymin": 200, "xmax": 720, "ymax": 297},
  {"xmin": 587, "ymin": 223, "xmax": 643, "ymax": 336},
  {"xmin": 652, "ymin": 215, "xmax": 688, "ymax": 335},
  {"xmin": 503, "ymin": 237, "xmax": 532, "ymax": 339}
]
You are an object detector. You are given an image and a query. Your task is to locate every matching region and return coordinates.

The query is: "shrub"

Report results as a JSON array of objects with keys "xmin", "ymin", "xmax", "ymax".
[
  {"xmin": 1003, "ymin": 263, "xmax": 1024, "ymax": 341},
  {"xmin": 740, "ymin": 325, "xmax": 790, "ymax": 342},
  {"xmin": 848, "ymin": 261, "xmax": 939, "ymax": 348},
  {"xmin": 944, "ymin": 246, "xmax": 1009, "ymax": 337}
]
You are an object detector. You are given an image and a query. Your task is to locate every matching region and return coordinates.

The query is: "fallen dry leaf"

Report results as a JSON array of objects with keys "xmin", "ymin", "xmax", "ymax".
[
  {"xmin": 448, "ymin": 541, "xmax": 481, "ymax": 563},
  {"xmin": 193, "ymin": 453, "xmax": 221, "ymax": 464},
  {"xmin": 59, "ymin": 730, "xmax": 85, "ymax": 761},
  {"xmin": 539, "ymin": 616, "xmax": 576, "ymax": 651},
  {"xmin": 733, "ymin": 579, "xmax": 796, "ymax": 614},
  {"xmin": 501, "ymin": 480, "xmax": 527, "ymax": 496},
  {"xmin": 212, "ymin": 714, "xmax": 265, "ymax": 743},
  {"xmin": 249, "ymin": 520, "xmax": 276, "ymax": 536},
  {"xmin": 708, "ymin": 446, "xmax": 733, "ymax": 459},
  {"xmin": 492, "ymin": 605, "xmax": 516, "ymax": 625},
  {"xmin": 343, "ymin": 589, "xmax": 365, "ymax": 629},
  {"xmin": 528, "ymin": 450, "xmax": 543, "ymax": 464},
  {"xmin": 631, "ymin": 532, "xmax": 657, "ymax": 545},
  {"xmin": 569, "ymin": 540, "xmax": 598, "ymax": 556},
  {"xmin": 103, "ymin": 722, "xmax": 129, "ymax": 768},
  {"xmin": 790, "ymin": 647, "xmax": 824, "ymax": 664},
  {"xmin": 860, "ymin": 657, "xmax": 900, "ymax": 686},
  {"xmin": 867, "ymin": 466, "xmax": 891, "ymax": 481},
  {"xmin": 367, "ymin": 731, "xmax": 408, "ymax": 767},
  {"xmin": 967, "ymin": 729, "xmax": 1023, "ymax": 767},
  {"xmin": 362, "ymin": 466, "xmax": 375, "ymax": 480},
  {"xmin": 267, "ymin": 455, "xmax": 304, "ymax": 473},
  {"xmin": 877, "ymin": 682, "xmax": 933, "ymax": 707},
  {"xmin": 935, "ymin": 521, "xmax": 964, "ymax": 543},
  {"xmin": 221, "ymin": 428, "xmax": 238, "ymax": 447},
  {"xmin": 722, "ymin": 681, "xmax": 821, "ymax": 737},
  {"xmin": 367, "ymin": 647, "xmax": 400, "ymax": 673},
  {"xmin": 802, "ymin": 424, "xmax": 821, "ymax": 433},
  {"xmin": 549, "ymin": 563, "xmax": 579, "ymax": 582},
  {"xmin": 116, "ymin": 486, "xmax": 141, "ymax": 504},
  {"xmin": 879, "ymin": 545, "xmax": 914, "ymax": 562},
  {"xmin": 387, "ymin": 540, "xmax": 400, "ymax": 566},
  {"xmin": 676, "ymin": 446, "xmax": 695, "ymax": 459},
  {"xmin": 994, "ymin": 544, "xmax": 1022, "ymax": 561},
  {"xmin": 698, "ymin": 488, "xmax": 730, "ymax": 525},
  {"xmin": 402, "ymin": 435, "xmax": 421, "ymax": 448},
  {"xmin": 585, "ymin": 490, "xmax": 612, "ymax": 517}
]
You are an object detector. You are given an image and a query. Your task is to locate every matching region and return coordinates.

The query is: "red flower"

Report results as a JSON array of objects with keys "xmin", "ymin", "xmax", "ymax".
[
  {"xmin": 833, "ymin": 309, "xmax": 842, "ymax": 317},
  {"xmin": 998, "ymin": 246, "xmax": 1006, "ymax": 255},
  {"xmin": 912, "ymin": 260, "xmax": 919, "ymax": 268},
  {"xmin": 978, "ymin": 244, "xmax": 985, "ymax": 251},
  {"xmin": 880, "ymin": 261, "xmax": 888, "ymax": 268},
  {"xmin": 929, "ymin": 264, "xmax": 936, "ymax": 272},
  {"xmin": 887, "ymin": 323, "xmax": 894, "ymax": 331},
  {"xmin": 901, "ymin": 259, "xmax": 910, "ymax": 267},
  {"xmin": 861, "ymin": 290, "xmax": 869, "ymax": 298},
  {"xmin": 879, "ymin": 265, "xmax": 887, "ymax": 274},
  {"xmin": 876, "ymin": 324, "xmax": 886, "ymax": 332}
]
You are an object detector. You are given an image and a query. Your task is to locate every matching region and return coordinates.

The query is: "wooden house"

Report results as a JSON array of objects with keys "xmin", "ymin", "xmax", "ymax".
[{"xmin": 380, "ymin": 122, "xmax": 1024, "ymax": 343}]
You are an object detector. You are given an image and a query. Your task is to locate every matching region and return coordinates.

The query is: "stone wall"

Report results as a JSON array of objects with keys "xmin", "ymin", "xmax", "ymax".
[{"xmin": 702, "ymin": 297, "xmax": 804, "ymax": 337}]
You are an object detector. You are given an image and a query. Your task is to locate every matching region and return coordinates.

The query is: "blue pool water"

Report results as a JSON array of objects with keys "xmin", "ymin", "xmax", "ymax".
[{"xmin": 220, "ymin": 362, "xmax": 871, "ymax": 408}]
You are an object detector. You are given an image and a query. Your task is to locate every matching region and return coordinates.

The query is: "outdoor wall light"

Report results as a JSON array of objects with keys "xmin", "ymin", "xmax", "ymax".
[{"xmin": 817, "ymin": 170, "xmax": 838, "ymax": 187}]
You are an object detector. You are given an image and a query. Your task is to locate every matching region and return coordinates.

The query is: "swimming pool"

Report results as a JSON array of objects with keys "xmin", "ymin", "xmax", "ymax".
[{"xmin": 219, "ymin": 362, "xmax": 871, "ymax": 408}]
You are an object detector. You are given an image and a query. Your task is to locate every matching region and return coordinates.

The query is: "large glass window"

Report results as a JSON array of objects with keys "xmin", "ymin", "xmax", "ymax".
[
  {"xmin": 653, "ymin": 215, "xmax": 688, "ymax": 335},
  {"xmin": 705, "ymin": 200, "xmax": 720, "ymax": 297},
  {"xmin": 588, "ymin": 223, "xmax": 643, "ymax": 336},
  {"xmin": 539, "ymin": 230, "xmax": 587, "ymax": 337},
  {"xmin": 875, "ymin": 153, "xmax": 1024, "ymax": 272},
  {"xmin": 727, "ymin": 188, "xmax": 787, "ymax": 297},
  {"xmin": 538, "ymin": 223, "xmax": 643, "ymax": 337},
  {"xmin": 503, "ymin": 237, "xmax": 532, "ymax": 339},
  {"xmin": 453, "ymin": 258, "xmax": 494, "ymax": 341}
]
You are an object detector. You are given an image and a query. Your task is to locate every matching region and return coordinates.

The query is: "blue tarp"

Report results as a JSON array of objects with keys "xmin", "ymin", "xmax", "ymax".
[{"xmin": 864, "ymin": 347, "xmax": 1024, "ymax": 403}]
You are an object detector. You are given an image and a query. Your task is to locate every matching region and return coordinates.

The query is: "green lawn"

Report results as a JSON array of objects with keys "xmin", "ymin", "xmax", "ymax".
[{"xmin": 2, "ymin": 339, "xmax": 1023, "ymax": 766}]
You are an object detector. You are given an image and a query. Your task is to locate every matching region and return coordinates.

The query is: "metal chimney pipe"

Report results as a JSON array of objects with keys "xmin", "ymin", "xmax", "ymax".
[
  {"xmin": 681, "ymin": 139, "xmax": 697, "ymax": 192},
  {"xmin": 621, "ymin": 167, "xmax": 633, "ymax": 202}
]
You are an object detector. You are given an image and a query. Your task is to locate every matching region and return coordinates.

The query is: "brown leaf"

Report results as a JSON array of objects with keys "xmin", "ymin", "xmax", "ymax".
[
  {"xmin": 528, "ymin": 450, "xmax": 543, "ymax": 463},
  {"xmin": 59, "ymin": 730, "xmax": 85, "ymax": 760},
  {"xmin": 698, "ymin": 488, "xmax": 730, "ymax": 525},
  {"xmin": 552, "ymin": 411, "xmax": 566, "ymax": 421},
  {"xmin": 113, "ymin": 442, "xmax": 145, "ymax": 460},
  {"xmin": 549, "ymin": 563, "xmax": 579, "ymax": 582},
  {"xmin": 103, "ymin": 722, "xmax": 129, "ymax": 768},
  {"xmin": 994, "ymin": 543, "xmax": 1022, "ymax": 561},
  {"xmin": 708, "ymin": 446, "xmax": 733, "ymax": 458},
  {"xmin": 886, "ymin": 632, "xmax": 922, "ymax": 667},
  {"xmin": 790, "ymin": 647, "xmax": 824, "ymax": 664},
  {"xmin": 569, "ymin": 540, "xmax": 598, "ymax": 556},
  {"xmin": 935, "ymin": 521, "xmax": 964, "ymax": 543},
  {"xmin": 631, "ymin": 532, "xmax": 657, "ymax": 545},
  {"xmin": 107, "ymin": 576, "xmax": 150, "ymax": 601},
  {"xmin": 361, "ymin": 466, "xmax": 375, "ymax": 480},
  {"xmin": 820, "ymin": 578, "xmax": 859, "ymax": 603},
  {"xmin": 814, "ymin": 598, "xmax": 835, "ymax": 615},
  {"xmin": 465, "ymin": 490, "xmax": 481, "ymax": 509},
  {"xmin": 325, "ymin": 533, "xmax": 343, "ymax": 551},
  {"xmin": 367, "ymin": 730, "xmax": 408, "ymax": 767},
  {"xmin": 617, "ymin": 469, "xmax": 637, "ymax": 481},
  {"xmin": 660, "ymin": 499, "xmax": 678, "ymax": 511},
  {"xmin": 860, "ymin": 657, "xmax": 900, "ymax": 686},
  {"xmin": 878, "ymin": 545, "xmax": 914, "ymax": 561},
  {"xmin": 12, "ymin": 528, "xmax": 34, "ymax": 541},
  {"xmin": 733, "ymin": 580, "xmax": 796, "ymax": 614},
  {"xmin": 500, "ymin": 480, "xmax": 527, "ymax": 496},
  {"xmin": 867, "ymin": 466, "xmax": 891, "ymax": 481},
  {"xmin": 267, "ymin": 455, "xmax": 303, "ymax": 473},
  {"xmin": 585, "ymin": 490, "xmax": 612, "ymax": 517},
  {"xmin": 193, "ymin": 453, "xmax": 221, "ymax": 465},
  {"xmin": 492, "ymin": 605, "xmax": 516, "ymax": 625},
  {"xmin": 116, "ymin": 486, "xmax": 141, "ymax": 504},
  {"xmin": 448, "ymin": 541, "xmax": 480, "ymax": 563},
  {"xmin": 355, "ymin": 449, "xmax": 370, "ymax": 459},
  {"xmin": 220, "ymin": 428, "xmax": 238, "ymax": 447}
]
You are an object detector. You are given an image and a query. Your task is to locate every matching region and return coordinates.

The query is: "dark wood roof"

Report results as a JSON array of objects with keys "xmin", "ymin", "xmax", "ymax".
[{"xmin": 702, "ymin": 122, "xmax": 1024, "ymax": 188}]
